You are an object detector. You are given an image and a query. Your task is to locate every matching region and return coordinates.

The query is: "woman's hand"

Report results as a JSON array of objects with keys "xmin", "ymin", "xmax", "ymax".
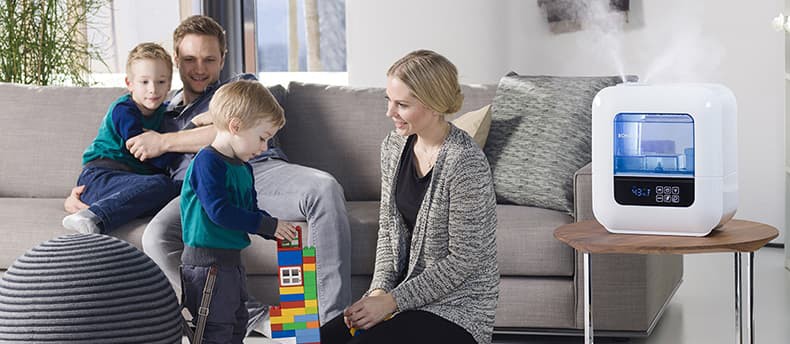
[{"xmin": 344, "ymin": 293, "xmax": 398, "ymax": 330}]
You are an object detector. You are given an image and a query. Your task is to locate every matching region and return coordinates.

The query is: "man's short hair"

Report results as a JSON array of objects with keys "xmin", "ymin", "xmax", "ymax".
[
  {"xmin": 173, "ymin": 15, "xmax": 227, "ymax": 58},
  {"xmin": 126, "ymin": 42, "xmax": 173, "ymax": 76},
  {"xmin": 209, "ymin": 80, "xmax": 285, "ymax": 131}
]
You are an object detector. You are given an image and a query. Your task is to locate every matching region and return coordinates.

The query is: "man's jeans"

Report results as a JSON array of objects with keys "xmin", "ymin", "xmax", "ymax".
[
  {"xmin": 142, "ymin": 159, "xmax": 352, "ymax": 324},
  {"xmin": 78, "ymin": 166, "xmax": 179, "ymax": 233}
]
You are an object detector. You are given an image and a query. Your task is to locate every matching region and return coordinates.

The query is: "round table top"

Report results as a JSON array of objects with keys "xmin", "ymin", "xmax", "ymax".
[{"xmin": 554, "ymin": 219, "xmax": 779, "ymax": 254}]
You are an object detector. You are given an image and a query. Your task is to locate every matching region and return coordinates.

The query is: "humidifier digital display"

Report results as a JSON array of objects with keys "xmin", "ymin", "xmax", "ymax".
[{"xmin": 612, "ymin": 113, "xmax": 695, "ymax": 207}]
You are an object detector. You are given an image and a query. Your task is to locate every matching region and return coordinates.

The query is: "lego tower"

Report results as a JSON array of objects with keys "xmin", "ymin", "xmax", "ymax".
[{"xmin": 270, "ymin": 226, "xmax": 320, "ymax": 344}]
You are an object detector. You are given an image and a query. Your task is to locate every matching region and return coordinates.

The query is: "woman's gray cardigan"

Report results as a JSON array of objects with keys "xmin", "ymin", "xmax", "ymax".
[{"xmin": 368, "ymin": 125, "xmax": 499, "ymax": 344}]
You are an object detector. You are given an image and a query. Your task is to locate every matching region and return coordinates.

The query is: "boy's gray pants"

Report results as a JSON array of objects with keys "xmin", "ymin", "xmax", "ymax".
[
  {"xmin": 181, "ymin": 263, "xmax": 248, "ymax": 344},
  {"xmin": 143, "ymin": 159, "xmax": 352, "ymax": 324}
]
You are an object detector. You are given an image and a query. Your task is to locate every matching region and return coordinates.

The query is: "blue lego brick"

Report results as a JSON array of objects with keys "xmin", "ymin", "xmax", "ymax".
[
  {"xmin": 280, "ymin": 293, "xmax": 305, "ymax": 302},
  {"xmin": 278, "ymin": 250, "xmax": 303, "ymax": 267},
  {"xmin": 271, "ymin": 330, "xmax": 296, "ymax": 338},
  {"xmin": 293, "ymin": 313, "xmax": 319, "ymax": 323},
  {"xmin": 295, "ymin": 328, "xmax": 320, "ymax": 343}
]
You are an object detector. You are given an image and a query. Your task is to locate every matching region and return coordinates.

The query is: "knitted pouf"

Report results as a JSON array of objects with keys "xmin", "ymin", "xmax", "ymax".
[{"xmin": 0, "ymin": 233, "xmax": 182, "ymax": 343}]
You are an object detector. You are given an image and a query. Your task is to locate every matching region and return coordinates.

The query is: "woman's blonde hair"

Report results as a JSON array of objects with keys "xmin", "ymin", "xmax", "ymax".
[
  {"xmin": 209, "ymin": 80, "xmax": 285, "ymax": 131},
  {"xmin": 387, "ymin": 49, "xmax": 464, "ymax": 115}
]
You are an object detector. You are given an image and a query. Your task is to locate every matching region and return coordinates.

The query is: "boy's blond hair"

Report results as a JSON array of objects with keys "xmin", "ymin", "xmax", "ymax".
[
  {"xmin": 209, "ymin": 80, "xmax": 285, "ymax": 131},
  {"xmin": 387, "ymin": 49, "xmax": 464, "ymax": 115},
  {"xmin": 126, "ymin": 42, "xmax": 173, "ymax": 77},
  {"xmin": 173, "ymin": 15, "xmax": 227, "ymax": 58}
]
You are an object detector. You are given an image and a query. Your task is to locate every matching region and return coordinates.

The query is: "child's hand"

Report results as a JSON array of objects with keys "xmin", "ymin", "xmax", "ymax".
[
  {"xmin": 190, "ymin": 112, "xmax": 213, "ymax": 127},
  {"xmin": 274, "ymin": 221, "xmax": 298, "ymax": 241}
]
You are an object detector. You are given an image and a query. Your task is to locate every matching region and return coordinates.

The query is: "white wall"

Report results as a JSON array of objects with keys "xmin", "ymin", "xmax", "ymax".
[
  {"xmin": 90, "ymin": 1, "xmax": 180, "ymax": 73},
  {"xmin": 348, "ymin": 0, "xmax": 786, "ymax": 241}
]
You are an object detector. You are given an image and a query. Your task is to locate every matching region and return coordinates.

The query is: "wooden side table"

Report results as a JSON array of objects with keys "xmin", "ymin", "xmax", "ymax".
[{"xmin": 554, "ymin": 219, "xmax": 778, "ymax": 344}]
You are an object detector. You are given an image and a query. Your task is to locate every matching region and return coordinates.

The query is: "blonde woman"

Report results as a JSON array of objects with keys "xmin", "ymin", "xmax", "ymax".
[{"xmin": 322, "ymin": 50, "xmax": 499, "ymax": 344}]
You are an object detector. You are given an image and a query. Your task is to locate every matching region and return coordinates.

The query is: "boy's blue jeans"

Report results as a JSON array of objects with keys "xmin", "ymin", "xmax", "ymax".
[
  {"xmin": 182, "ymin": 264, "xmax": 249, "ymax": 344},
  {"xmin": 77, "ymin": 166, "xmax": 180, "ymax": 233}
]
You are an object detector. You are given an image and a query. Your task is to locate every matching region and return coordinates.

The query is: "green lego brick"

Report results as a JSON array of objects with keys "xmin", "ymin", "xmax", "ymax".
[
  {"xmin": 305, "ymin": 287, "xmax": 317, "ymax": 299},
  {"xmin": 302, "ymin": 247, "xmax": 316, "ymax": 257},
  {"xmin": 283, "ymin": 322, "xmax": 307, "ymax": 331},
  {"xmin": 304, "ymin": 271, "xmax": 317, "ymax": 286},
  {"xmin": 306, "ymin": 306, "xmax": 318, "ymax": 314}
]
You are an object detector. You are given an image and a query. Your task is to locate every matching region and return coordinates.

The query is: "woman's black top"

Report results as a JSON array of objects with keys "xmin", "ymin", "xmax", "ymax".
[{"xmin": 395, "ymin": 135, "xmax": 432, "ymax": 233}]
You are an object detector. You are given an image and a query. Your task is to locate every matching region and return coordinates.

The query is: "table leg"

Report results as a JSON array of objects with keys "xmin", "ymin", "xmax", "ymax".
[
  {"xmin": 744, "ymin": 251, "xmax": 754, "ymax": 344},
  {"xmin": 584, "ymin": 252, "xmax": 593, "ymax": 344},
  {"xmin": 735, "ymin": 253, "xmax": 742, "ymax": 344}
]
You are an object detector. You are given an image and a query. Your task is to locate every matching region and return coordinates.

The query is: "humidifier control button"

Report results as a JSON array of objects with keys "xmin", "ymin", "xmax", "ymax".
[
  {"xmin": 671, "ymin": 186, "xmax": 680, "ymax": 195},
  {"xmin": 656, "ymin": 186, "xmax": 663, "ymax": 194},
  {"xmin": 671, "ymin": 195, "xmax": 680, "ymax": 203},
  {"xmin": 656, "ymin": 195, "xmax": 663, "ymax": 203},
  {"xmin": 663, "ymin": 186, "xmax": 672, "ymax": 194},
  {"xmin": 663, "ymin": 194, "xmax": 672, "ymax": 203}
]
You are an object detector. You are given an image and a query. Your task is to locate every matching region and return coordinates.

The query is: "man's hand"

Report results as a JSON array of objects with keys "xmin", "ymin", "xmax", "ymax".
[
  {"xmin": 190, "ymin": 112, "xmax": 213, "ymax": 127},
  {"xmin": 344, "ymin": 293, "xmax": 397, "ymax": 330},
  {"xmin": 64, "ymin": 185, "xmax": 89, "ymax": 213},
  {"xmin": 126, "ymin": 130, "xmax": 167, "ymax": 161}
]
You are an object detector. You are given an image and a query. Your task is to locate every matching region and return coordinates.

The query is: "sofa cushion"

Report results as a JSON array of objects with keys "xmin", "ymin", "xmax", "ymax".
[
  {"xmin": 280, "ymin": 83, "xmax": 496, "ymax": 201},
  {"xmin": 0, "ymin": 198, "xmax": 149, "ymax": 268},
  {"xmin": 451, "ymin": 104, "xmax": 492, "ymax": 148},
  {"xmin": 496, "ymin": 205, "xmax": 575, "ymax": 276},
  {"xmin": 484, "ymin": 73, "xmax": 622, "ymax": 213},
  {"xmin": 0, "ymin": 83, "xmax": 126, "ymax": 198}
]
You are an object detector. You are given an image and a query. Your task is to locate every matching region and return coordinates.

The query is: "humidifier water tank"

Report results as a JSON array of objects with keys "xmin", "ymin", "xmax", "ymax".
[{"xmin": 591, "ymin": 83, "xmax": 737, "ymax": 236}]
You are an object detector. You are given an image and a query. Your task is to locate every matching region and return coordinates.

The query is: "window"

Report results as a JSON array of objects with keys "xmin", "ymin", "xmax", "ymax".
[
  {"xmin": 280, "ymin": 267, "xmax": 303, "ymax": 286},
  {"xmin": 255, "ymin": 0, "xmax": 346, "ymax": 72}
]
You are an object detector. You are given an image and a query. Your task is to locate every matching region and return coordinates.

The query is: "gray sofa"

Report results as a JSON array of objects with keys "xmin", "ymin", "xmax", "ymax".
[{"xmin": 0, "ymin": 81, "xmax": 682, "ymax": 337}]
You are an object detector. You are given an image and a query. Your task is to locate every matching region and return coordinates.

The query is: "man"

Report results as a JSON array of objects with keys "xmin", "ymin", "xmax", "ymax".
[{"xmin": 64, "ymin": 15, "xmax": 351, "ymax": 332}]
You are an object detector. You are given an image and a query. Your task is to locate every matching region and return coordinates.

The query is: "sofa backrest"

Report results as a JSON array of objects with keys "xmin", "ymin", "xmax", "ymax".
[
  {"xmin": 0, "ymin": 81, "xmax": 494, "ymax": 202},
  {"xmin": 0, "ymin": 83, "xmax": 126, "ymax": 198},
  {"xmin": 280, "ymin": 82, "xmax": 496, "ymax": 201}
]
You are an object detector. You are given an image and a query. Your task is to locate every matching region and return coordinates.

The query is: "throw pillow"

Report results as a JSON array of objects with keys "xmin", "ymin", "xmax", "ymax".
[
  {"xmin": 484, "ymin": 72, "xmax": 626, "ymax": 214},
  {"xmin": 451, "ymin": 104, "xmax": 492, "ymax": 148}
]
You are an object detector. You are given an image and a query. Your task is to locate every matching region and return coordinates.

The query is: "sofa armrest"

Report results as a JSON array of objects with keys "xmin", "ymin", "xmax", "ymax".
[{"xmin": 573, "ymin": 162, "xmax": 593, "ymax": 222}]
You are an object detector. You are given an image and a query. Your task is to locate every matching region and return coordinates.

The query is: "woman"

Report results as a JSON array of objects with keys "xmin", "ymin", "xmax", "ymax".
[{"xmin": 321, "ymin": 50, "xmax": 499, "ymax": 344}]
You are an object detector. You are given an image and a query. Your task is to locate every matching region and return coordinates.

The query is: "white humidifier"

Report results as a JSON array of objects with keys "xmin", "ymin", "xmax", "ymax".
[{"xmin": 591, "ymin": 83, "xmax": 738, "ymax": 236}]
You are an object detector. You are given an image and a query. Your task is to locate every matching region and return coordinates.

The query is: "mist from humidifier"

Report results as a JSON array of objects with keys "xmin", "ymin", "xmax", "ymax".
[
  {"xmin": 574, "ymin": 0, "xmax": 627, "ymax": 83},
  {"xmin": 572, "ymin": 0, "xmax": 723, "ymax": 84}
]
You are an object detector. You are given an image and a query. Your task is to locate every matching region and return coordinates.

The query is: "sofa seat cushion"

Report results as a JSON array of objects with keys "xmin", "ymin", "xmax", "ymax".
[
  {"xmin": 0, "ymin": 198, "xmax": 148, "ymax": 268},
  {"xmin": 496, "ymin": 205, "xmax": 575, "ymax": 276}
]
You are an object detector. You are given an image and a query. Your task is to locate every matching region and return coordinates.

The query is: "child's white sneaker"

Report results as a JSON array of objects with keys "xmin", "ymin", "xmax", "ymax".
[{"xmin": 62, "ymin": 209, "xmax": 102, "ymax": 234}]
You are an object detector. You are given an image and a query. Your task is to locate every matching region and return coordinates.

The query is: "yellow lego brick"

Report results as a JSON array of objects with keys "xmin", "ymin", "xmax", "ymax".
[
  {"xmin": 303, "ymin": 263, "xmax": 316, "ymax": 271},
  {"xmin": 270, "ymin": 315, "xmax": 294, "ymax": 324},
  {"xmin": 279, "ymin": 286, "xmax": 305, "ymax": 295},
  {"xmin": 281, "ymin": 307, "xmax": 306, "ymax": 317},
  {"xmin": 304, "ymin": 299, "xmax": 318, "ymax": 308}
]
